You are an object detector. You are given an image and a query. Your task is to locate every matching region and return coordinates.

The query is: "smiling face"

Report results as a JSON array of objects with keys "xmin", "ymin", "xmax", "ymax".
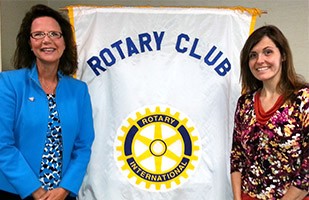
[
  {"xmin": 30, "ymin": 16, "xmax": 65, "ymax": 67},
  {"xmin": 248, "ymin": 36, "xmax": 283, "ymax": 86}
]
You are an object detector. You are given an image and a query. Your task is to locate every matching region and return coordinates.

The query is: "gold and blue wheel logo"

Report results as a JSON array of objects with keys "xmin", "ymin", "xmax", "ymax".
[{"xmin": 114, "ymin": 105, "xmax": 201, "ymax": 191}]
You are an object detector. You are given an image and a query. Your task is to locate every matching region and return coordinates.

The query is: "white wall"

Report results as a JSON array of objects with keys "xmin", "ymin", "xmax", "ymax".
[{"xmin": 1, "ymin": 0, "xmax": 308, "ymax": 80}]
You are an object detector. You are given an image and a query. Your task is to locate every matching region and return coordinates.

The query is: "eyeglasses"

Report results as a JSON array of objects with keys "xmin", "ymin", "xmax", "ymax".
[{"xmin": 30, "ymin": 31, "xmax": 63, "ymax": 39}]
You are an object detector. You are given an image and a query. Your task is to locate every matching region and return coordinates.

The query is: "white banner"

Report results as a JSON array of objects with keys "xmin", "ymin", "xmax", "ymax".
[{"xmin": 68, "ymin": 6, "xmax": 260, "ymax": 200}]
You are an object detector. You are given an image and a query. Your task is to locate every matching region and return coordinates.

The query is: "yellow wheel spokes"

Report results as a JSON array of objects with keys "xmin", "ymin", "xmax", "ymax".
[
  {"xmin": 154, "ymin": 122, "xmax": 163, "ymax": 139},
  {"xmin": 133, "ymin": 122, "xmax": 183, "ymax": 173}
]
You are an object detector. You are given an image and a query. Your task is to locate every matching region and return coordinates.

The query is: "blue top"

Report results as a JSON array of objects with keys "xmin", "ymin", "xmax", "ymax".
[{"xmin": 0, "ymin": 64, "xmax": 95, "ymax": 198}]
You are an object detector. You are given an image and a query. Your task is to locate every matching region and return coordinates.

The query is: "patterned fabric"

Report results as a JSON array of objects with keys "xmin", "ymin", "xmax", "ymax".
[
  {"xmin": 231, "ymin": 87, "xmax": 309, "ymax": 200},
  {"xmin": 39, "ymin": 94, "xmax": 63, "ymax": 190}
]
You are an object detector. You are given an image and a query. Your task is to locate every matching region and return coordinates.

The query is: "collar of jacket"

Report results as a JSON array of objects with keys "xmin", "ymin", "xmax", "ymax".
[{"xmin": 28, "ymin": 62, "xmax": 64, "ymax": 85}]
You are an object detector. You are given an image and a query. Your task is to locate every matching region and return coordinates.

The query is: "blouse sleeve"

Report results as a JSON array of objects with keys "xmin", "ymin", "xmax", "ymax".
[
  {"xmin": 230, "ymin": 96, "xmax": 246, "ymax": 174},
  {"xmin": 291, "ymin": 88, "xmax": 309, "ymax": 191}
]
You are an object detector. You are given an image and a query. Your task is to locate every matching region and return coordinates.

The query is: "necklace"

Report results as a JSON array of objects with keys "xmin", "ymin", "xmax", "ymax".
[{"xmin": 39, "ymin": 78, "xmax": 58, "ymax": 94}]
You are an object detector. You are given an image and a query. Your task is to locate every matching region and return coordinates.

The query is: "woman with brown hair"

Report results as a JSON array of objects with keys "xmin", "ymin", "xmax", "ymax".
[
  {"xmin": 230, "ymin": 25, "xmax": 308, "ymax": 200},
  {"xmin": 0, "ymin": 4, "xmax": 94, "ymax": 200}
]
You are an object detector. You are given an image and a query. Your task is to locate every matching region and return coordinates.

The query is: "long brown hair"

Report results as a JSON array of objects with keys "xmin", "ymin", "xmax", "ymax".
[
  {"xmin": 240, "ymin": 25, "xmax": 306, "ymax": 101},
  {"xmin": 13, "ymin": 4, "xmax": 77, "ymax": 75}
]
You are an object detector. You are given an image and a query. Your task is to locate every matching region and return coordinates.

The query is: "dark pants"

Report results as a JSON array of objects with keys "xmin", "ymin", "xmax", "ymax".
[{"xmin": 0, "ymin": 190, "xmax": 76, "ymax": 200}]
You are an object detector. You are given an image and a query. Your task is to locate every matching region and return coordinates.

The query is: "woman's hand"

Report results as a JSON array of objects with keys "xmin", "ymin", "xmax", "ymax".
[
  {"xmin": 231, "ymin": 171, "xmax": 242, "ymax": 200},
  {"xmin": 32, "ymin": 187, "xmax": 47, "ymax": 200},
  {"xmin": 35, "ymin": 187, "xmax": 69, "ymax": 200},
  {"xmin": 281, "ymin": 186, "xmax": 308, "ymax": 200}
]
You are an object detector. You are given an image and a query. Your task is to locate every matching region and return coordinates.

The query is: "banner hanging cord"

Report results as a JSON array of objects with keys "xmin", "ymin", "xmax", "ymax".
[{"xmin": 60, "ymin": 5, "xmax": 267, "ymax": 16}]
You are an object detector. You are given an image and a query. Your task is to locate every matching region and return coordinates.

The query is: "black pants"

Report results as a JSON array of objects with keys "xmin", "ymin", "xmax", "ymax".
[{"xmin": 0, "ymin": 190, "xmax": 76, "ymax": 200}]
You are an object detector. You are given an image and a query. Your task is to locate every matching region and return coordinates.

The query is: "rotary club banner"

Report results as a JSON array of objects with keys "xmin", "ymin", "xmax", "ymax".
[{"xmin": 67, "ymin": 6, "xmax": 261, "ymax": 200}]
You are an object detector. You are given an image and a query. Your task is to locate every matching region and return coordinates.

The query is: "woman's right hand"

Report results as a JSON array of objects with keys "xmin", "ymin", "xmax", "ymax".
[{"xmin": 32, "ymin": 187, "xmax": 47, "ymax": 200}]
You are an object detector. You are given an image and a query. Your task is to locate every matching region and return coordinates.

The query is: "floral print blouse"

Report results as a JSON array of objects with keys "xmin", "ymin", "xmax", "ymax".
[{"xmin": 230, "ymin": 87, "xmax": 309, "ymax": 200}]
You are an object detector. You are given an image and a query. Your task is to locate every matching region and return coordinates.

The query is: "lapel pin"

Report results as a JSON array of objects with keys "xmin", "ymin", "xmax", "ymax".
[{"xmin": 28, "ymin": 97, "xmax": 35, "ymax": 102}]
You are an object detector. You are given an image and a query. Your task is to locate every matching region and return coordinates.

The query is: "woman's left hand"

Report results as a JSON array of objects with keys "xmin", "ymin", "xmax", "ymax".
[
  {"xmin": 281, "ymin": 186, "xmax": 308, "ymax": 200},
  {"xmin": 38, "ymin": 187, "xmax": 69, "ymax": 200}
]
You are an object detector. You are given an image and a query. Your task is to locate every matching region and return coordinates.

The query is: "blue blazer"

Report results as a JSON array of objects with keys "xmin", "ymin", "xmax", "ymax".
[{"xmin": 0, "ymin": 64, "xmax": 95, "ymax": 198}]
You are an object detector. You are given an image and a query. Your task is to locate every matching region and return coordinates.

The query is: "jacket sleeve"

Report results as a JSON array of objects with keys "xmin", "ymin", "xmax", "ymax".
[
  {"xmin": 59, "ymin": 82, "xmax": 95, "ymax": 196},
  {"xmin": 0, "ymin": 73, "xmax": 41, "ymax": 198}
]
